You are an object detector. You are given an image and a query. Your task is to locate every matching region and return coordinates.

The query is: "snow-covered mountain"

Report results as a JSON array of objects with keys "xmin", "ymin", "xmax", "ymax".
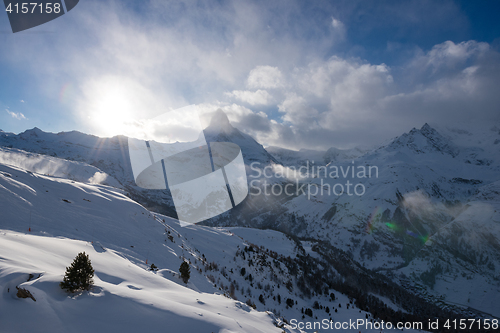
[
  {"xmin": 203, "ymin": 121, "xmax": 500, "ymax": 317},
  {"xmin": 205, "ymin": 109, "xmax": 278, "ymax": 166},
  {"xmin": 0, "ymin": 111, "xmax": 279, "ymax": 218},
  {"xmin": 398, "ymin": 180, "xmax": 500, "ymax": 316},
  {"xmin": 232, "ymin": 122, "xmax": 500, "ymax": 317},
  {"xmin": 1, "ymin": 154, "xmax": 438, "ymax": 333},
  {"xmin": 1, "ymin": 117, "xmax": 500, "ymax": 323},
  {"xmin": 0, "ymin": 127, "xmax": 134, "ymax": 185}
]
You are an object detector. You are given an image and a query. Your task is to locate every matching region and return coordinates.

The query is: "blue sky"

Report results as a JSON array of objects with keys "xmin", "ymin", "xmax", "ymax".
[{"xmin": 1, "ymin": 0, "xmax": 500, "ymax": 149}]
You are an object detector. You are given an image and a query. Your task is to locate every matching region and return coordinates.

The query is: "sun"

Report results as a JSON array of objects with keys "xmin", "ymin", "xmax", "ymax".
[
  {"xmin": 81, "ymin": 75, "xmax": 188, "ymax": 141},
  {"xmin": 88, "ymin": 87, "xmax": 134, "ymax": 137},
  {"xmin": 83, "ymin": 76, "xmax": 153, "ymax": 138}
]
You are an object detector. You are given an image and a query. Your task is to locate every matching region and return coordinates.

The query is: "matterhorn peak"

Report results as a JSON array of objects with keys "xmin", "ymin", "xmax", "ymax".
[{"xmin": 206, "ymin": 109, "xmax": 235, "ymax": 135}]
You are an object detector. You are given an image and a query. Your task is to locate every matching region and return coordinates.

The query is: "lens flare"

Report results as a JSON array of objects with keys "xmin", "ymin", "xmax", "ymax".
[
  {"xmin": 385, "ymin": 222, "xmax": 398, "ymax": 230},
  {"xmin": 420, "ymin": 234, "xmax": 430, "ymax": 244},
  {"xmin": 406, "ymin": 230, "xmax": 418, "ymax": 238},
  {"xmin": 405, "ymin": 229, "xmax": 430, "ymax": 244},
  {"xmin": 59, "ymin": 82, "xmax": 74, "ymax": 104},
  {"xmin": 366, "ymin": 206, "xmax": 383, "ymax": 233}
]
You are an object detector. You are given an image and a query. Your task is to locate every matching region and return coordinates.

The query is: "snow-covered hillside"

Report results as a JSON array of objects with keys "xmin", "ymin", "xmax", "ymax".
[
  {"xmin": 0, "ymin": 162, "xmax": 304, "ymax": 333},
  {"xmin": 2, "ymin": 117, "xmax": 499, "ymax": 327},
  {"xmin": 397, "ymin": 180, "xmax": 500, "ymax": 317},
  {"xmin": 1, "ymin": 159, "xmax": 439, "ymax": 332},
  {"xmin": 0, "ymin": 111, "xmax": 281, "ymax": 218},
  {"xmin": 1, "ymin": 232, "xmax": 283, "ymax": 333},
  {"xmin": 0, "ymin": 146, "xmax": 122, "ymax": 188},
  {"xmin": 0, "ymin": 127, "xmax": 180, "ymax": 217},
  {"xmin": 217, "ymin": 122, "xmax": 500, "ymax": 317}
]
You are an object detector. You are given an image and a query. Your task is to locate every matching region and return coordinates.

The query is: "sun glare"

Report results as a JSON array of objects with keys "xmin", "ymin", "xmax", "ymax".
[
  {"xmin": 89, "ymin": 89, "xmax": 133, "ymax": 137},
  {"xmin": 83, "ymin": 77, "xmax": 202, "ymax": 141},
  {"xmin": 83, "ymin": 76, "xmax": 156, "ymax": 138}
]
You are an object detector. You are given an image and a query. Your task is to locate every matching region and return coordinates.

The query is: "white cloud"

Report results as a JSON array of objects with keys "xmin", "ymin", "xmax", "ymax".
[
  {"xmin": 0, "ymin": 1, "xmax": 498, "ymax": 151},
  {"xmin": 330, "ymin": 17, "xmax": 346, "ymax": 41},
  {"xmin": 6, "ymin": 109, "xmax": 27, "ymax": 120},
  {"xmin": 278, "ymin": 93, "xmax": 319, "ymax": 127},
  {"xmin": 227, "ymin": 89, "xmax": 272, "ymax": 105},
  {"xmin": 223, "ymin": 40, "xmax": 500, "ymax": 150},
  {"xmin": 247, "ymin": 66, "xmax": 283, "ymax": 89},
  {"xmin": 76, "ymin": 75, "xmax": 179, "ymax": 138},
  {"xmin": 425, "ymin": 40, "xmax": 489, "ymax": 70},
  {"xmin": 407, "ymin": 40, "xmax": 490, "ymax": 80},
  {"xmin": 331, "ymin": 17, "xmax": 343, "ymax": 29},
  {"xmin": 269, "ymin": 56, "xmax": 394, "ymax": 136}
]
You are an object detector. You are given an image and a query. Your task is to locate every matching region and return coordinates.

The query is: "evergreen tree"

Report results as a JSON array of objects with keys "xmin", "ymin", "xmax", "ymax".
[
  {"xmin": 179, "ymin": 261, "xmax": 190, "ymax": 283},
  {"xmin": 60, "ymin": 252, "xmax": 94, "ymax": 293}
]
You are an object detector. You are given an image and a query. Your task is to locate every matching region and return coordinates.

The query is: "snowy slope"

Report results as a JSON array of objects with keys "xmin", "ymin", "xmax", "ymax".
[
  {"xmin": 0, "ymin": 127, "xmax": 181, "ymax": 217},
  {"xmin": 0, "ymin": 128, "xmax": 134, "ymax": 187},
  {"xmin": 397, "ymin": 181, "xmax": 500, "ymax": 317},
  {"xmin": 0, "ymin": 156, "xmax": 435, "ymax": 332},
  {"xmin": 0, "ymin": 233, "xmax": 283, "ymax": 333},
  {"xmin": 0, "ymin": 163, "xmax": 302, "ymax": 333},
  {"xmin": 2, "ymin": 118, "xmax": 499, "ymax": 324},
  {"xmin": 217, "ymin": 122, "xmax": 500, "ymax": 318},
  {"xmin": 0, "ymin": 111, "xmax": 283, "ymax": 218},
  {"xmin": 246, "ymin": 123, "xmax": 499, "ymax": 252},
  {"xmin": 0, "ymin": 146, "xmax": 122, "ymax": 187}
]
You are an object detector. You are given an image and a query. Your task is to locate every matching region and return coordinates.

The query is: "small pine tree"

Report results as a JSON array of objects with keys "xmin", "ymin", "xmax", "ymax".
[
  {"xmin": 60, "ymin": 252, "xmax": 94, "ymax": 293},
  {"xmin": 179, "ymin": 261, "xmax": 190, "ymax": 284}
]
